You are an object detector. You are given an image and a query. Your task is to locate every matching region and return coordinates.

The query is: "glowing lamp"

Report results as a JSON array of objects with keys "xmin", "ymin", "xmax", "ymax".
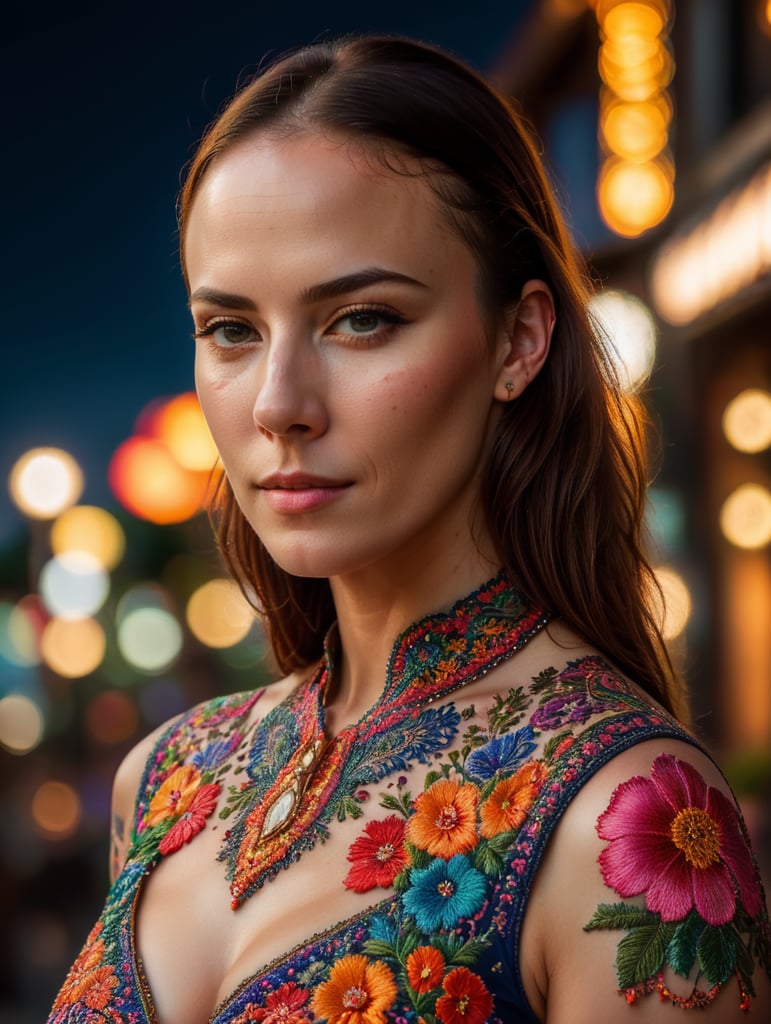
[
  {"xmin": 8, "ymin": 448, "xmax": 84, "ymax": 520},
  {"xmin": 598, "ymin": 156, "xmax": 674, "ymax": 237}
]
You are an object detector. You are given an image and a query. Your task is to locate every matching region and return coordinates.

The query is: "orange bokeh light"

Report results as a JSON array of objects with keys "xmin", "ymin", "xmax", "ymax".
[{"xmin": 109, "ymin": 436, "xmax": 210, "ymax": 524}]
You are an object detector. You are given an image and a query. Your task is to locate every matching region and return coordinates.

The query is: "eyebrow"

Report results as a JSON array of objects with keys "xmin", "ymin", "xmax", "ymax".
[{"xmin": 188, "ymin": 267, "xmax": 428, "ymax": 310}]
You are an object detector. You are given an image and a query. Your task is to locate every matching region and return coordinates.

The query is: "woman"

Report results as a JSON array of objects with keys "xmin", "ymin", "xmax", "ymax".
[{"xmin": 49, "ymin": 36, "xmax": 769, "ymax": 1024}]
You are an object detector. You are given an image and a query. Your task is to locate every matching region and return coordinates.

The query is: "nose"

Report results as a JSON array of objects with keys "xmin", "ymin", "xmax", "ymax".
[{"xmin": 251, "ymin": 339, "xmax": 328, "ymax": 440}]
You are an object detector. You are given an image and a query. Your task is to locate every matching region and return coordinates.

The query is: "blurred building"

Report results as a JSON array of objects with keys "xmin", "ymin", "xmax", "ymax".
[{"xmin": 493, "ymin": 0, "xmax": 771, "ymax": 864}]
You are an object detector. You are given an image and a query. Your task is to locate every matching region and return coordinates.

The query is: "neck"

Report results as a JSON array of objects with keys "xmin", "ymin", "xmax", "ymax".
[{"xmin": 323, "ymin": 547, "xmax": 501, "ymax": 733}]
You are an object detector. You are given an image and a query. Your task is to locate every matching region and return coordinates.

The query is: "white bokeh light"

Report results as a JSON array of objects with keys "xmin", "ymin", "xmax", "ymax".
[
  {"xmin": 39, "ymin": 552, "xmax": 110, "ymax": 620},
  {"xmin": 589, "ymin": 289, "xmax": 657, "ymax": 392}
]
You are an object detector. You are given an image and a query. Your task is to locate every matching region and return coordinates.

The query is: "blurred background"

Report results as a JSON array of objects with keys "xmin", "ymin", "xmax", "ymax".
[{"xmin": 1, "ymin": 1, "xmax": 770, "ymax": 1018}]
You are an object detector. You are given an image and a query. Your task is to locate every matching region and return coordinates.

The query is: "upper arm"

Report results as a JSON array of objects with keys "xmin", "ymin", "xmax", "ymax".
[{"xmin": 521, "ymin": 738, "xmax": 771, "ymax": 1023}]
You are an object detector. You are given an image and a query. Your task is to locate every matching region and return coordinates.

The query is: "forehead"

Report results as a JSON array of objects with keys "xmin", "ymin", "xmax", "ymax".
[{"xmin": 183, "ymin": 132, "xmax": 474, "ymax": 287}]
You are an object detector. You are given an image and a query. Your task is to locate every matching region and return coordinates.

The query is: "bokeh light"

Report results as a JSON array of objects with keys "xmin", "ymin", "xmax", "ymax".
[
  {"xmin": 84, "ymin": 690, "xmax": 140, "ymax": 744},
  {"xmin": 722, "ymin": 389, "xmax": 771, "ymax": 454},
  {"xmin": 0, "ymin": 694, "xmax": 45, "ymax": 754},
  {"xmin": 50, "ymin": 505, "xmax": 126, "ymax": 569},
  {"xmin": 0, "ymin": 601, "xmax": 41, "ymax": 667},
  {"xmin": 31, "ymin": 781, "xmax": 82, "ymax": 840},
  {"xmin": 186, "ymin": 578, "xmax": 255, "ymax": 648},
  {"xmin": 109, "ymin": 435, "xmax": 209, "ymax": 524},
  {"xmin": 8, "ymin": 448, "xmax": 84, "ymax": 519},
  {"xmin": 153, "ymin": 392, "xmax": 219, "ymax": 471},
  {"xmin": 40, "ymin": 617, "xmax": 106, "ymax": 678},
  {"xmin": 652, "ymin": 566, "xmax": 693, "ymax": 640},
  {"xmin": 589, "ymin": 289, "xmax": 657, "ymax": 391},
  {"xmin": 720, "ymin": 483, "xmax": 771, "ymax": 550},
  {"xmin": 39, "ymin": 552, "xmax": 110, "ymax": 620},
  {"xmin": 116, "ymin": 588, "xmax": 183, "ymax": 673},
  {"xmin": 597, "ymin": 156, "xmax": 674, "ymax": 238}
]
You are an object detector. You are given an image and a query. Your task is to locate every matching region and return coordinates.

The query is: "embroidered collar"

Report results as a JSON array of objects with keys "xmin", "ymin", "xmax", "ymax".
[{"xmin": 219, "ymin": 572, "xmax": 549, "ymax": 908}]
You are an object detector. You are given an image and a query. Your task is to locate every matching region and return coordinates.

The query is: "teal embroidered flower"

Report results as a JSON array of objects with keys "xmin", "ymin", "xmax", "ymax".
[{"xmin": 403, "ymin": 855, "xmax": 487, "ymax": 931}]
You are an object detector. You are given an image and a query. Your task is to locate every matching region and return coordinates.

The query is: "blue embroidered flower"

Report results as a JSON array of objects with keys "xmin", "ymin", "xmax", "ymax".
[
  {"xmin": 466, "ymin": 726, "xmax": 537, "ymax": 780},
  {"xmin": 368, "ymin": 913, "xmax": 399, "ymax": 946},
  {"xmin": 192, "ymin": 734, "xmax": 240, "ymax": 771},
  {"xmin": 403, "ymin": 855, "xmax": 487, "ymax": 931}
]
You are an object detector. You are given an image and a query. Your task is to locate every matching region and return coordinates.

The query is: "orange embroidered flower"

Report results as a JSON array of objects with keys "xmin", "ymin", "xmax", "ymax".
[
  {"xmin": 406, "ymin": 945, "xmax": 445, "ymax": 993},
  {"xmin": 69, "ymin": 966, "xmax": 119, "ymax": 1010},
  {"xmin": 407, "ymin": 780, "xmax": 479, "ymax": 859},
  {"xmin": 310, "ymin": 953, "xmax": 397, "ymax": 1024},
  {"xmin": 147, "ymin": 765, "xmax": 203, "ymax": 826},
  {"xmin": 435, "ymin": 967, "xmax": 493, "ymax": 1024},
  {"xmin": 53, "ymin": 938, "xmax": 107, "ymax": 1008},
  {"xmin": 343, "ymin": 815, "xmax": 409, "ymax": 893},
  {"xmin": 479, "ymin": 761, "xmax": 548, "ymax": 838}
]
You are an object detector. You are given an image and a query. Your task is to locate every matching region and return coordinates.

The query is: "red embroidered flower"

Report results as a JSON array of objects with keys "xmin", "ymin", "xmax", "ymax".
[
  {"xmin": 232, "ymin": 982, "xmax": 312, "ymax": 1023},
  {"xmin": 597, "ymin": 753, "xmax": 763, "ymax": 926},
  {"xmin": 406, "ymin": 780, "xmax": 479, "ymax": 859},
  {"xmin": 343, "ymin": 815, "xmax": 409, "ymax": 893},
  {"xmin": 434, "ymin": 967, "xmax": 493, "ymax": 1024},
  {"xmin": 158, "ymin": 782, "xmax": 221, "ymax": 855},
  {"xmin": 406, "ymin": 945, "xmax": 445, "ymax": 993}
]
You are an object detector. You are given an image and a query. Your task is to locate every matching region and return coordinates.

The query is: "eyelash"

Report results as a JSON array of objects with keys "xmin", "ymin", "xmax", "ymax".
[{"xmin": 192, "ymin": 304, "xmax": 407, "ymax": 350}]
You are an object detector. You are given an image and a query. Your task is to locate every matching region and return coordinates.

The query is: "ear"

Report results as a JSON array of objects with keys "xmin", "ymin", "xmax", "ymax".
[{"xmin": 493, "ymin": 280, "xmax": 555, "ymax": 402}]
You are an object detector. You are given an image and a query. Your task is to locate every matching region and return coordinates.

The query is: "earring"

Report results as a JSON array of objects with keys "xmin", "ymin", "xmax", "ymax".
[{"xmin": 505, "ymin": 380, "xmax": 514, "ymax": 398}]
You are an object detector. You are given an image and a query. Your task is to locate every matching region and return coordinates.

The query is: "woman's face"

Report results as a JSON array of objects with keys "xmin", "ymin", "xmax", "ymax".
[{"xmin": 187, "ymin": 132, "xmax": 509, "ymax": 582}]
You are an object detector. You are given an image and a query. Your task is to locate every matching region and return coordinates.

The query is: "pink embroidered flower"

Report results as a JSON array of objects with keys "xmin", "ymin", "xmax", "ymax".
[
  {"xmin": 343, "ymin": 815, "xmax": 409, "ymax": 893},
  {"xmin": 597, "ymin": 753, "xmax": 762, "ymax": 926},
  {"xmin": 158, "ymin": 782, "xmax": 221, "ymax": 855}
]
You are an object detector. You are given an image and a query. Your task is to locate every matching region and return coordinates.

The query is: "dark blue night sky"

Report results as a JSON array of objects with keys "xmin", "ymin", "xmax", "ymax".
[{"xmin": 1, "ymin": 1, "xmax": 532, "ymax": 543}]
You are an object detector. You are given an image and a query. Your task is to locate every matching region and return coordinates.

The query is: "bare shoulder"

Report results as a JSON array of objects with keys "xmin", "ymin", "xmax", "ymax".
[
  {"xmin": 521, "ymin": 737, "xmax": 771, "ymax": 1022},
  {"xmin": 109, "ymin": 715, "xmax": 185, "ymax": 882}
]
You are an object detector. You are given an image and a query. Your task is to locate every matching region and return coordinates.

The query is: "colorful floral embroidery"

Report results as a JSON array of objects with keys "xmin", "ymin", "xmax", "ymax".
[
  {"xmin": 479, "ymin": 762, "xmax": 549, "ymax": 838},
  {"xmin": 230, "ymin": 982, "xmax": 313, "ymax": 1023},
  {"xmin": 407, "ymin": 780, "xmax": 480, "ymax": 859},
  {"xmin": 310, "ymin": 954, "xmax": 397, "ymax": 1023},
  {"xmin": 434, "ymin": 966, "xmax": 493, "ymax": 1024},
  {"xmin": 46, "ymin": 579, "xmax": 771, "ymax": 1024},
  {"xmin": 406, "ymin": 945, "xmax": 446, "ymax": 993},
  {"xmin": 344, "ymin": 815, "xmax": 409, "ymax": 893},
  {"xmin": 586, "ymin": 753, "xmax": 770, "ymax": 1008}
]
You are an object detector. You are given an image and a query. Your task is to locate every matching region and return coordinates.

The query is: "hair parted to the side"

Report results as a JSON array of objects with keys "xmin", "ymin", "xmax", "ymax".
[{"xmin": 179, "ymin": 35, "xmax": 688, "ymax": 723}]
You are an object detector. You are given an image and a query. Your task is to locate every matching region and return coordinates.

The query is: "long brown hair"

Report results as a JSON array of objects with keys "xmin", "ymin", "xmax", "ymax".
[{"xmin": 179, "ymin": 36, "xmax": 687, "ymax": 721}]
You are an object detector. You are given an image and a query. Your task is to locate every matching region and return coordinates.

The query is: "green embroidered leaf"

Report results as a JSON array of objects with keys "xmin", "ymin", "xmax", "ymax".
[
  {"xmin": 379, "ymin": 793, "xmax": 408, "ymax": 816},
  {"xmin": 336, "ymin": 794, "xmax": 364, "ymax": 822},
  {"xmin": 424, "ymin": 770, "xmax": 442, "ymax": 788},
  {"xmin": 363, "ymin": 938, "xmax": 399, "ymax": 960},
  {"xmin": 432, "ymin": 933, "xmax": 464, "ymax": 961},
  {"xmin": 528, "ymin": 667, "xmax": 559, "ymax": 695},
  {"xmin": 461, "ymin": 705, "xmax": 476, "ymax": 721},
  {"xmin": 733, "ymin": 928, "xmax": 757, "ymax": 994},
  {"xmin": 697, "ymin": 924, "xmax": 737, "ymax": 986},
  {"xmin": 584, "ymin": 903, "xmax": 660, "ymax": 932},
  {"xmin": 474, "ymin": 840, "xmax": 505, "ymax": 878},
  {"xmin": 406, "ymin": 842, "xmax": 432, "ymax": 870},
  {"xmin": 615, "ymin": 923, "xmax": 675, "ymax": 988},
  {"xmin": 487, "ymin": 687, "xmax": 528, "ymax": 734},
  {"xmin": 447, "ymin": 934, "xmax": 491, "ymax": 967},
  {"xmin": 665, "ymin": 911, "xmax": 705, "ymax": 977},
  {"xmin": 486, "ymin": 830, "xmax": 518, "ymax": 855},
  {"xmin": 393, "ymin": 868, "xmax": 411, "ymax": 894}
]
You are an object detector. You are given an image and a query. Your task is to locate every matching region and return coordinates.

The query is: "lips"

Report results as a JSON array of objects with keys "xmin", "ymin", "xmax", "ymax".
[
  {"xmin": 258, "ymin": 472, "xmax": 351, "ymax": 491},
  {"xmin": 257, "ymin": 473, "xmax": 352, "ymax": 514}
]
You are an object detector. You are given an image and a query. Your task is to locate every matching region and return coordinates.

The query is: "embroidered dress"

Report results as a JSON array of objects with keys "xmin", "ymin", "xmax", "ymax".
[{"xmin": 47, "ymin": 576, "xmax": 770, "ymax": 1024}]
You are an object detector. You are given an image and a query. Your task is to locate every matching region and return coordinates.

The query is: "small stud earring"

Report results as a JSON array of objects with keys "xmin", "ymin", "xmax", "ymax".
[{"xmin": 505, "ymin": 380, "xmax": 514, "ymax": 398}]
